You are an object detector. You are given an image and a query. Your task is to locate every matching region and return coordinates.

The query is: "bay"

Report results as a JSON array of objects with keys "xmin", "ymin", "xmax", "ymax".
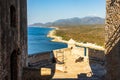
[{"xmin": 28, "ymin": 27, "xmax": 67, "ymax": 54}]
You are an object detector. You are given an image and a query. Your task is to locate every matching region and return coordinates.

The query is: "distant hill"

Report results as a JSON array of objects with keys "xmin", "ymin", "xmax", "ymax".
[
  {"xmin": 29, "ymin": 23, "xmax": 45, "ymax": 27},
  {"xmin": 29, "ymin": 16, "xmax": 105, "ymax": 27}
]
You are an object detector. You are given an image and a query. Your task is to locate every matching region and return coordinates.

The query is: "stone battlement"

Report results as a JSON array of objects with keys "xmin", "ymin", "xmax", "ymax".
[{"xmin": 23, "ymin": 51, "xmax": 56, "ymax": 80}]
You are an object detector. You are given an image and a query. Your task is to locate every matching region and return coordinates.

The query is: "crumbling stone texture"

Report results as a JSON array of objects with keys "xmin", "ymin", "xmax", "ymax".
[
  {"xmin": 106, "ymin": 0, "xmax": 120, "ymax": 80},
  {"xmin": 88, "ymin": 48, "xmax": 105, "ymax": 61},
  {"xmin": 0, "ymin": 0, "xmax": 27, "ymax": 80}
]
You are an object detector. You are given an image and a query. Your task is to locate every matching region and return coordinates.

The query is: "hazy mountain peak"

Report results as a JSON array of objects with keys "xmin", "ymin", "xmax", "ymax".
[{"xmin": 29, "ymin": 16, "xmax": 105, "ymax": 27}]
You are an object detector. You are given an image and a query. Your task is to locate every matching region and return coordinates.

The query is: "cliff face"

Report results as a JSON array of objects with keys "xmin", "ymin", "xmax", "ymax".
[{"xmin": 105, "ymin": 0, "xmax": 120, "ymax": 79}]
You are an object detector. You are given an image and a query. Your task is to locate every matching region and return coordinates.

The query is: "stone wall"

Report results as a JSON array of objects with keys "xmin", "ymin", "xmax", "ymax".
[
  {"xmin": 106, "ymin": 0, "xmax": 120, "ymax": 79},
  {"xmin": 19, "ymin": 0, "xmax": 28, "ymax": 67},
  {"xmin": 0, "ymin": 0, "xmax": 27, "ymax": 80},
  {"xmin": 88, "ymin": 48, "xmax": 105, "ymax": 61},
  {"xmin": 54, "ymin": 47, "xmax": 104, "ymax": 63},
  {"xmin": 23, "ymin": 64, "xmax": 56, "ymax": 80},
  {"xmin": 0, "ymin": 4, "xmax": 1, "ymax": 80},
  {"xmin": 28, "ymin": 51, "xmax": 56, "ymax": 69},
  {"xmin": 28, "ymin": 52, "xmax": 52, "ymax": 64},
  {"xmin": 23, "ymin": 51, "xmax": 56, "ymax": 80}
]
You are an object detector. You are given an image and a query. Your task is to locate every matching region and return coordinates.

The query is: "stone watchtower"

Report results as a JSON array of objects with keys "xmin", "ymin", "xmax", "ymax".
[
  {"xmin": 0, "ymin": 0, "xmax": 27, "ymax": 80},
  {"xmin": 68, "ymin": 38, "xmax": 76, "ymax": 48}
]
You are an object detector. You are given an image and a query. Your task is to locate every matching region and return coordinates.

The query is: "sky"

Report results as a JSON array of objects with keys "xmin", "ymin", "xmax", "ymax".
[{"xmin": 27, "ymin": 0, "xmax": 106, "ymax": 25}]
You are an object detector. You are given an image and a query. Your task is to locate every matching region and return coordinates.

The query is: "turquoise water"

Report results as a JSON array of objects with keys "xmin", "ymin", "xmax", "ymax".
[{"xmin": 28, "ymin": 27, "xmax": 67, "ymax": 54}]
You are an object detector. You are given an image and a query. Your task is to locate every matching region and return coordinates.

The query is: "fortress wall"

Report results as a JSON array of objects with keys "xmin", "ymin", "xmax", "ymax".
[
  {"xmin": 88, "ymin": 48, "xmax": 105, "ymax": 61},
  {"xmin": 23, "ymin": 68, "xmax": 42, "ymax": 80},
  {"xmin": 0, "ymin": 0, "xmax": 27, "ymax": 80},
  {"xmin": 53, "ymin": 48, "xmax": 71, "ymax": 57},
  {"xmin": 23, "ymin": 64, "xmax": 55, "ymax": 80},
  {"xmin": 53, "ymin": 47, "xmax": 104, "ymax": 61},
  {"xmin": 20, "ymin": 0, "xmax": 28, "ymax": 67},
  {"xmin": 106, "ymin": 0, "xmax": 120, "ymax": 79},
  {"xmin": 28, "ymin": 52, "xmax": 52, "ymax": 64},
  {"xmin": 53, "ymin": 47, "xmax": 105, "ymax": 63},
  {"xmin": 0, "ymin": 5, "xmax": 1, "ymax": 78},
  {"xmin": 23, "ymin": 52, "xmax": 56, "ymax": 80}
]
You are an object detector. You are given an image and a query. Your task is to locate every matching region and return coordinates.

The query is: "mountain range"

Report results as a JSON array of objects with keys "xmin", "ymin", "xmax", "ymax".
[{"xmin": 29, "ymin": 16, "xmax": 105, "ymax": 27}]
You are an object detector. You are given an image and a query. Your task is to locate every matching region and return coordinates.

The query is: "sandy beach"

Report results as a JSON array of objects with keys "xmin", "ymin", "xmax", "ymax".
[{"xmin": 47, "ymin": 27, "xmax": 104, "ymax": 51}]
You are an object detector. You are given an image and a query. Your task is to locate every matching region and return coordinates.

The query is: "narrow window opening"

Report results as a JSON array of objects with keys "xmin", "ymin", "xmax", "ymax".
[{"xmin": 10, "ymin": 5, "xmax": 16, "ymax": 27}]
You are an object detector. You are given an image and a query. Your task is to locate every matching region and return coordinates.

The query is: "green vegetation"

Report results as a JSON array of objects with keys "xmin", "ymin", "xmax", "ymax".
[{"xmin": 55, "ymin": 24, "xmax": 105, "ymax": 46}]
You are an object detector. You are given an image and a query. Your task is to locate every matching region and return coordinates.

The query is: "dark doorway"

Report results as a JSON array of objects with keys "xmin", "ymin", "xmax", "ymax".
[
  {"xmin": 10, "ymin": 50, "xmax": 18, "ymax": 80},
  {"xmin": 10, "ymin": 5, "xmax": 18, "ymax": 80}
]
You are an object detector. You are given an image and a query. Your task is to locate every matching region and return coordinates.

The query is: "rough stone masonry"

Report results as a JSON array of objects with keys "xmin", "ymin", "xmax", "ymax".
[
  {"xmin": 105, "ymin": 0, "xmax": 120, "ymax": 80},
  {"xmin": 0, "ymin": 0, "xmax": 27, "ymax": 80}
]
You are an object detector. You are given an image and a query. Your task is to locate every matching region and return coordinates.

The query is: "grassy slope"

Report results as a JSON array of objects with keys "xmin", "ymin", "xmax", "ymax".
[{"xmin": 55, "ymin": 24, "xmax": 105, "ymax": 46}]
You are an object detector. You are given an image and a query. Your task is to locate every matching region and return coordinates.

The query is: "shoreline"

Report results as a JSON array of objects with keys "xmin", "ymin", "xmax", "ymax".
[
  {"xmin": 47, "ymin": 27, "xmax": 105, "ymax": 51},
  {"xmin": 47, "ymin": 27, "xmax": 68, "ymax": 43}
]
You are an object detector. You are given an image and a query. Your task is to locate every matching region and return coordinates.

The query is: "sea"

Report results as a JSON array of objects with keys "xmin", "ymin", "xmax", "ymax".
[{"xmin": 28, "ymin": 27, "xmax": 67, "ymax": 54}]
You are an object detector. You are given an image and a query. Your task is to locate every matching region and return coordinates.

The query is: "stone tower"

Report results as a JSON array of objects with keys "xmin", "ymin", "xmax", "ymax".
[
  {"xmin": 106, "ymin": 0, "xmax": 120, "ymax": 80},
  {"xmin": 68, "ymin": 38, "xmax": 76, "ymax": 48},
  {"xmin": 0, "ymin": 0, "xmax": 27, "ymax": 80}
]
